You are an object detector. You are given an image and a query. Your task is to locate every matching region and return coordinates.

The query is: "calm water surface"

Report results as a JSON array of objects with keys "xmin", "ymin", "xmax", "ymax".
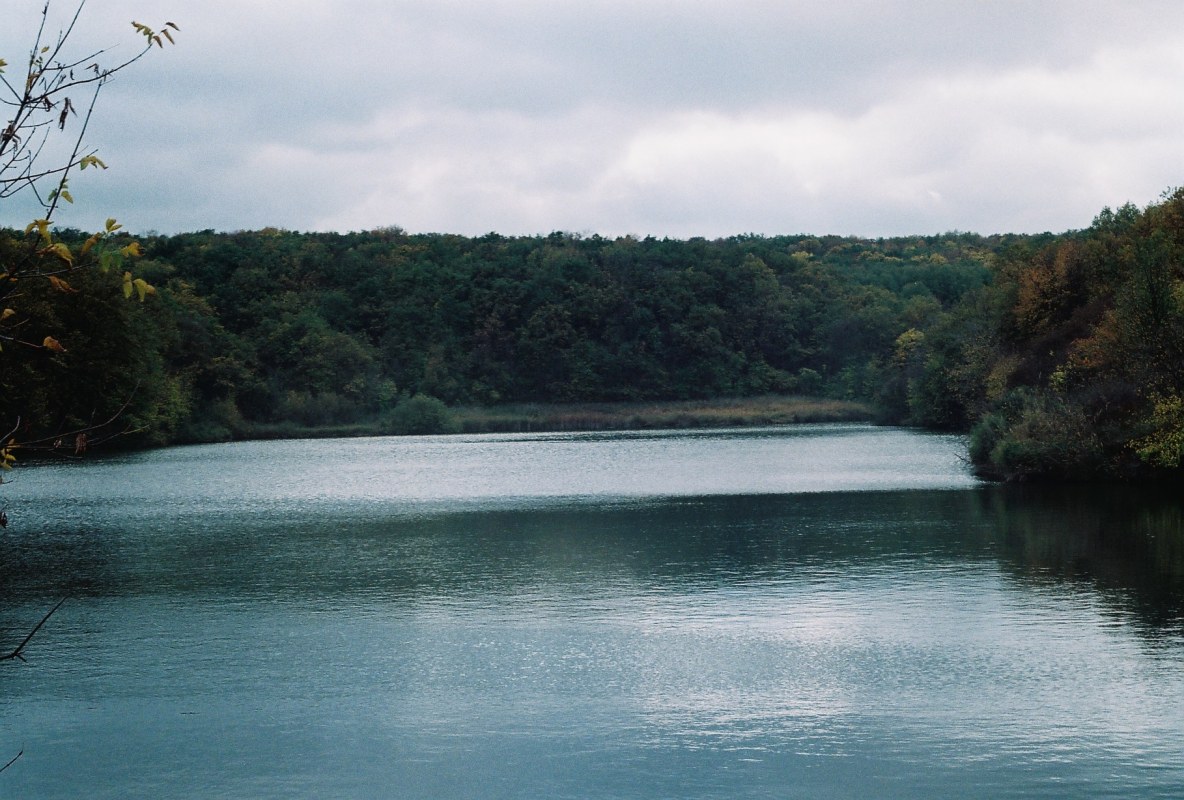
[{"xmin": 1, "ymin": 424, "xmax": 1182, "ymax": 799}]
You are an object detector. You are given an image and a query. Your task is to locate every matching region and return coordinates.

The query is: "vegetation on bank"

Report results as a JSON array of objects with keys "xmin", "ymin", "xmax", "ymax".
[
  {"xmin": 451, "ymin": 395, "xmax": 872, "ymax": 433},
  {"xmin": 1, "ymin": 223, "xmax": 994, "ymax": 442},
  {"xmin": 2, "ymin": 189, "xmax": 1184, "ymax": 482},
  {"xmin": 173, "ymin": 395, "xmax": 874, "ymax": 440}
]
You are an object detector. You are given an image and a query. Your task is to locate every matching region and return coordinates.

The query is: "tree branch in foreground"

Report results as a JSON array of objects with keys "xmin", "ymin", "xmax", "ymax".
[
  {"xmin": 0, "ymin": 749, "xmax": 23, "ymax": 775},
  {"xmin": 1, "ymin": 597, "xmax": 68, "ymax": 663}
]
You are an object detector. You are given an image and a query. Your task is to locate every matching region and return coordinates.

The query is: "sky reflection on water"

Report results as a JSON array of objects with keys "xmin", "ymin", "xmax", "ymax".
[{"xmin": 0, "ymin": 427, "xmax": 1181, "ymax": 799}]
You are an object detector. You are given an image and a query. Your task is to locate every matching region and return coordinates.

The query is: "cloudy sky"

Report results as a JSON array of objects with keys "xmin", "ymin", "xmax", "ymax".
[{"xmin": 3, "ymin": 0, "xmax": 1184, "ymax": 238}]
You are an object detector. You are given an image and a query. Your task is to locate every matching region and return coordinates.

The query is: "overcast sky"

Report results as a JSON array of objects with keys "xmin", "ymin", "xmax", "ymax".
[{"xmin": 3, "ymin": 0, "xmax": 1184, "ymax": 238}]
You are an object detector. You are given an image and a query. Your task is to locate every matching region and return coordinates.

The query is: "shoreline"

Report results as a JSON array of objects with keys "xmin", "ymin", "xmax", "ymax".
[
  {"xmin": 227, "ymin": 395, "xmax": 877, "ymax": 442},
  {"xmin": 450, "ymin": 395, "xmax": 875, "ymax": 434}
]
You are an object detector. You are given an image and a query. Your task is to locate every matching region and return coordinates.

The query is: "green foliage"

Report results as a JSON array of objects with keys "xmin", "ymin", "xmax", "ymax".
[
  {"xmin": 975, "ymin": 390, "xmax": 1105, "ymax": 481},
  {"xmin": 953, "ymin": 189, "xmax": 1184, "ymax": 481},
  {"xmin": 794, "ymin": 368, "xmax": 823, "ymax": 395},
  {"xmin": 968, "ymin": 412, "xmax": 1007, "ymax": 466},
  {"xmin": 0, "ymin": 224, "xmax": 1030, "ymax": 445},
  {"xmin": 128, "ymin": 227, "xmax": 1001, "ymax": 430},
  {"xmin": 17, "ymin": 194, "xmax": 1184, "ymax": 488},
  {"xmin": 1, "ymin": 4, "xmax": 178, "ymax": 468},
  {"xmin": 1134, "ymin": 396, "xmax": 1184, "ymax": 470},
  {"xmin": 384, "ymin": 394, "xmax": 458, "ymax": 436}
]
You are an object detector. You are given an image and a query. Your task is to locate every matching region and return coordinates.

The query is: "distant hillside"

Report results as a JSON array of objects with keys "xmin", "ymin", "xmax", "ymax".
[{"xmin": 3, "ymin": 191, "xmax": 1182, "ymax": 481}]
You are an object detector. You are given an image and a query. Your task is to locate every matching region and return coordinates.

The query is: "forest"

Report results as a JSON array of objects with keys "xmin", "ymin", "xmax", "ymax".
[{"xmin": 2, "ymin": 189, "xmax": 1183, "ymax": 482}]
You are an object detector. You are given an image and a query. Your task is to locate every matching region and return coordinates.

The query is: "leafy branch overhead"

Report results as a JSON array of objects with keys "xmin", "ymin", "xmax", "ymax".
[
  {"xmin": 0, "ymin": 3, "xmax": 178, "ymax": 472},
  {"xmin": 0, "ymin": 7, "xmax": 178, "ymax": 208},
  {"xmin": 0, "ymin": 3, "xmax": 176, "ymax": 349}
]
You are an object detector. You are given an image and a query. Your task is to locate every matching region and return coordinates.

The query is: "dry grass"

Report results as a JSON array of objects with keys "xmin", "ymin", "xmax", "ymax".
[{"xmin": 451, "ymin": 395, "xmax": 874, "ymax": 434}]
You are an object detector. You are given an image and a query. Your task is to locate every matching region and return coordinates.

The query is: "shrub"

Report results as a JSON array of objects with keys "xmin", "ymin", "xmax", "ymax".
[
  {"xmin": 385, "ymin": 394, "xmax": 458, "ymax": 435},
  {"xmin": 795, "ymin": 368, "xmax": 823, "ymax": 395},
  {"xmin": 979, "ymin": 391, "xmax": 1105, "ymax": 480},
  {"xmin": 968, "ymin": 412, "xmax": 1006, "ymax": 465},
  {"xmin": 277, "ymin": 390, "xmax": 359, "ymax": 427}
]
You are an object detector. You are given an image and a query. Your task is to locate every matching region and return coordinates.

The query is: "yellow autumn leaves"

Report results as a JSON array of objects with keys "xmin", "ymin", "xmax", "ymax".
[
  {"xmin": 122, "ymin": 271, "xmax": 155, "ymax": 301},
  {"xmin": 1, "ymin": 217, "xmax": 155, "ymax": 357}
]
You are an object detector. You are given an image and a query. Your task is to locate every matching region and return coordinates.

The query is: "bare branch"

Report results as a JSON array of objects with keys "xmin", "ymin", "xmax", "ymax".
[
  {"xmin": 0, "ymin": 750, "xmax": 23, "ymax": 775},
  {"xmin": 0, "ymin": 598, "xmax": 68, "ymax": 664},
  {"xmin": 44, "ymin": 80, "xmax": 101, "ymax": 222},
  {"xmin": 0, "ymin": 1, "xmax": 174, "ymax": 216},
  {"xmin": 10, "ymin": 385, "xmax": 142, "ymax": 452}
]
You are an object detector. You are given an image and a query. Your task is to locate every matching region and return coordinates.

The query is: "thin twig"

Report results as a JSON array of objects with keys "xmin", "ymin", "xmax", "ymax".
[
  {"xmin": 0, "ymin": 749, "xmax": 23, "ymax": 774},
  {"xmin": 13, "ymin": 384, "xmax": 141, "ymax": 451},
  {"xmin": 0, "ymin": 598, "xmax": 67, "ymax": 663}
]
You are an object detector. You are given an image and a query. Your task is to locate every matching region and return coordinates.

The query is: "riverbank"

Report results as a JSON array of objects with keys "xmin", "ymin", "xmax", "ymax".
[
  {"xmin": 450, "ymin": 395, "xmax": 874, "ymax": 433},
  {"xmin": 231, "ymin": 395, "xmax": 876, "ymax": 441}
]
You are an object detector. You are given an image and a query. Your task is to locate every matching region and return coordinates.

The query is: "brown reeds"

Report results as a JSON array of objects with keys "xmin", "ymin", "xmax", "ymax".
[{"xmin": 451, "ymin": 395, "xmax": 873, "ymax": 434}]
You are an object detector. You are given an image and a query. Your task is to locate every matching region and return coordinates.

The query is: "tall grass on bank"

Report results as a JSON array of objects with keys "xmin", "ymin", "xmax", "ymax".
[
  {"xmin": 451, "ymin": 395, "xmax": 873, "ymax": 434},
  {"xmin": 215, "ymin": 395, "xmax": 874, "ymax": 441}
]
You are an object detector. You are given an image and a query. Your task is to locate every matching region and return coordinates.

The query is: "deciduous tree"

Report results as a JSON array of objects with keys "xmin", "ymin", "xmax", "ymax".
[{"xmin": 0, "ymin": 1, "xmax": 177, "ymax": 465}]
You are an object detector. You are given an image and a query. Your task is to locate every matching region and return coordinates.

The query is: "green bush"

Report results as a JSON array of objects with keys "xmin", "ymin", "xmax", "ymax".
[
  {"xmin": 276, "ymin": 390, "xmax": 359, "ymax": 427},
  {"xmin": 968, "ymin": 412, "xmax": 1006, "ymax": 465},
  {"xmin": 385, "ymin": 394, "xmax": 458, "ymax": 435},
  {"xmin": 795, "ymin": 368, "xmax": 823, "ymax": 395},
  {"xmin": 978, "ymin": 391, "xmax": 1105, "ymax": 480}
]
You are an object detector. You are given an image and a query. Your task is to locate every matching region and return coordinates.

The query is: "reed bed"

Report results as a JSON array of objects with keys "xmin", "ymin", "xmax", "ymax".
[{"xmin": 452, "ymin": 395, "xmax": 873, "ymax": 434}]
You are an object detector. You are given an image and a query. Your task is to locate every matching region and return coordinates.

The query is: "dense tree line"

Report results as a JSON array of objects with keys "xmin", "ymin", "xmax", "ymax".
[
  {"xmin": 3, "ymin": 189, "xmax": 1183, "ymax": 481},
  {"xmin": 81, "ymin": 226, "xmax": 995, "ymax": 435},
  {"xmin": 926, "ymin": 191, "xmax": 1184, "ymax": 481}
]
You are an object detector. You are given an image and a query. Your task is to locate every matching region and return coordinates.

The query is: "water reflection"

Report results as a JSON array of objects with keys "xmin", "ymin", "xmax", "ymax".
[
  {"xmin": 981, "ymin": 485, "xmax": 1184, "ymax": 635},
  {"xmin": 1, "ymin": 432, "xmax": 1182, "ymax": 799},
  {"xmin": 3, "ymin": 486, "xmax": 1183, "ymax": 631}
]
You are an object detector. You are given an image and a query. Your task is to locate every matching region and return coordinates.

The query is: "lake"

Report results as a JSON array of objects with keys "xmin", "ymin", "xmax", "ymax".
[{"xmin": 1, "ymin": 424, "xmax": 1182, "ymax": 798}]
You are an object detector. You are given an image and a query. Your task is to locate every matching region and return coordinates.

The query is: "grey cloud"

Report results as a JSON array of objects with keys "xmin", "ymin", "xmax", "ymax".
[{"xmin": 3, "ymin": 0, "xmax": 1184, "ymax": 236}]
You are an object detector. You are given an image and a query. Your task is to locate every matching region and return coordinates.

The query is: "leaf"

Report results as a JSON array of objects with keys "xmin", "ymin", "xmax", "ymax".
[
  {"xmin": 1, "ymin": 308, "xmax": 15, "ymax": 321},
  {"xmin": 80, "ymin": 155, "xmax": 108, "ymax": 171},
  {"xmin": 25, "ymin": 219, "xmax": 51, "ymax": 243},
  {"xmin": 133, "ymin": 278, "xmax": 155, "ymax": 302},
  {"xmin": 50, "ymin": 243, "xmax": 73, "ymax": 265},
  {"xmin": 60, "ymin": 189, "xmax": 73, "ymax": 204},
  {"xmin": 120, "ymin": 241, "xmax": 143, "ymax": 258},
  {"xmin": 105, "ymin": 218, "xmax": 121, "ymax": 232},
  {"xmin": 122, "ymin": 272, "xmax": 133, "ymax": 299},
  {"xmin": 48, "ymin": 275, "xmax": 77, "ymax": 293},
  {"xmin": 42, "ymin": 336, "xmax": 65, "ymax": 353},
  {"xmin": 81, "ymin": 234, "xmax": 102, "ymax": 256}
]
